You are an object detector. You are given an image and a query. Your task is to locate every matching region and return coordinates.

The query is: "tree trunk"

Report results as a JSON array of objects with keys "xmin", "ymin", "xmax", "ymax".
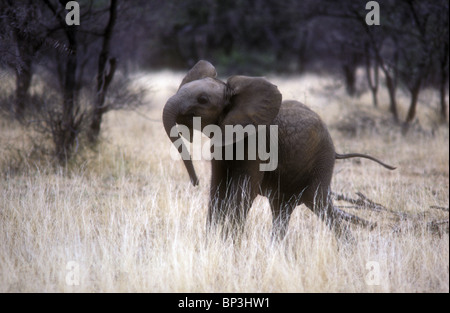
[
  {"xmin": 439, "ymin": 43, "xmax": 448, "ymax": 124},
  {"xmin": 365, "ymin": 44, "xmax": 379, "ymax": 107},
  {"xmin": 440, "ymin": 70, "xmax": 448, "ymax": 124},
  {"xmin": 14, "ymin": 58, "xmax": 32, "ymax": 119},
  {"xmin": 405, "ymin": 81, "xmax": 421, "ymax": 124},
  {"xmin": 343, "ymin": 63, "xmax": 357, "ymax": 97},
  {"xmin": 380, "ymin": 45, "xmax": 399, "ymax": 122},
  {"xmin": 9, "ymin": 0, "xmax": 35, "ymax": 119},
  {"xmin": 297, "ymin": 28, "xmax": 309, "ymax": 74},
  {"xmin": 89, "ymin": 58, "xmax": 116, "ymax": 142},
  {"xmin": 383, "ymin": 70, "xmax": 399, "ymax": 122},
  {"xmin": 343, "ymin": 52, "xmax": 361, "ymax": 97},
  {"xmin": 88, "ymin": 0, "xmax": 117, "ymax": 143},
  {"xmin": 55, "ymin": 22, "xmax": 78, "ymax": 164},
  {"xmin": 371, "ymin": 89, "xmax": 378, "ymax": 108}
]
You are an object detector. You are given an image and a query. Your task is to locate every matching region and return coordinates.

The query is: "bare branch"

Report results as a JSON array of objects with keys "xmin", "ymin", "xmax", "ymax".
[
  {"xmin": 430, "ymin": 206, "xmax": 449, "ymax": 212},
  {"xmin": 333, "ymin": 191, "xmax": 449, "ymax": 236}
]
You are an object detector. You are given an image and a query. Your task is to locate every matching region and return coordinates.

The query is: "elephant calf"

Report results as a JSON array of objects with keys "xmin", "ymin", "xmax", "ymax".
[{"xmin": 163, "ymin": 60, "xmax": 395, "ymax": 242}]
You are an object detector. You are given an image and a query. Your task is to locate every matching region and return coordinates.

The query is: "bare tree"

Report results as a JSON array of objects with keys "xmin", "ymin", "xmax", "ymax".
[
  {"xmin": 402, "ymin": 0, "xmax": 432, "ymax": 126},
  {"xmin": 2, "ymin": 0, "xmax": 46, "ymax": 118},
  {"xmin": 40, "ymin": 0, "xmax": 83, "ymax": 162},
  {"xmin": 0, "ymin": 0, "xmax": 138, "ymax": 163}
]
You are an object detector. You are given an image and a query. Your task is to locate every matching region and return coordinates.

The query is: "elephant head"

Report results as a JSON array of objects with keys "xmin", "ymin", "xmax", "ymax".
[{"xmin": 162, "ymin": 60, "xmax": 282, "ymax": 186}]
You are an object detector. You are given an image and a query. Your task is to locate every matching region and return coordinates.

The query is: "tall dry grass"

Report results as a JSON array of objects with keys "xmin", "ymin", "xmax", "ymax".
[{"xmin": 0, "ymin": 70, "xmax": 448, "ymax": 292}]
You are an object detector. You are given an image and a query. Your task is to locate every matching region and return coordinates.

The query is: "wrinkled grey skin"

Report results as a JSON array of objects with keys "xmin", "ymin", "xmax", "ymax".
[{"xmin": 163, "ymin": 60, "xmax": 395, "ymax": 242}]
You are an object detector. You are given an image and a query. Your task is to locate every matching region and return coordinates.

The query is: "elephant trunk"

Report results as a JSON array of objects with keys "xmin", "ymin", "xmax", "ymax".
[{"xmin": 162, "ymin": 100, "xmax": 199, "ymax": 186}]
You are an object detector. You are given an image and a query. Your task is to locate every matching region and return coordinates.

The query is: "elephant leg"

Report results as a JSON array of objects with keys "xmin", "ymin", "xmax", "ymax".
[
  {"xmin": 207, "ymin": 160, "xmax": 227, "ymax": 230},
  {"xmin": 207, "ymin": 160, "xmax": 236, "ymax": 231},
  {"xmin": 208, "ymin": 176, "xmax": 257, "ymax": 240},
  {"xmin": 227, "ymin": 176, "xmax": 257, "ymax": 235},
  {"xmin": 303, "ymin": 185, "xmax": 356, "ymax": 244},
  {"xmin": 207, "ymin": 160, "xmax": 261, "ymax": 240},
  {"xmin": 269, "ymin": 194, "xmax": 296, "ymax": 241}
]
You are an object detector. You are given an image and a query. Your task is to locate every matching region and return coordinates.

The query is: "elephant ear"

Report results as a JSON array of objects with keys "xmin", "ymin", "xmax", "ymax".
[
  {"xmin": 179, "ymin": 60, "xmax": 217, "ymax": 90},
  {"xmin": 221, "ymin": 76, "xmax": 282, "ymax": 128}
]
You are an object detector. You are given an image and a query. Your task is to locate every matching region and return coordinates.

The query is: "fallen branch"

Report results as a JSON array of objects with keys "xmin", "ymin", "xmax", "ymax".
[
  {"xmin": 427, "ymin": 220, "xmax": 449, "ymax": 237},
  {"xmin": 333, "ymin": 191, "xmax": 449, "ymax": 236},
  {"xmin": 430, "ymin": 205, "xmax": 449, "ymax": 212},
  {"xmin": 332, "ymin": 191, "xmax": 408, "ymax": 218},
  {"xmin": 330, "ymin": 205, "xmax": 377, "ymax": 230}
]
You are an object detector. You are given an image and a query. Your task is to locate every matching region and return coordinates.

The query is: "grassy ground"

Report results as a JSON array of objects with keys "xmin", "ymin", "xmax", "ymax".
[{"xmin": 0, "ymin": 70, "xmax": 448, "ymax": 292}]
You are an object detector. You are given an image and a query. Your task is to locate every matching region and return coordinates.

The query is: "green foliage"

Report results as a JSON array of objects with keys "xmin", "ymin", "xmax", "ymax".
[{"xmin": 215, "ymin": 50, "xmax": 276, "ymax": 76}]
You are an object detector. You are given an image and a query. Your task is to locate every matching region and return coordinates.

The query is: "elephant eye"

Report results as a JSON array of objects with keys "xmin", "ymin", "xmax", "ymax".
[{"xmin": 197, "ymin": 94, "xmax": 209, "ymax": 104}]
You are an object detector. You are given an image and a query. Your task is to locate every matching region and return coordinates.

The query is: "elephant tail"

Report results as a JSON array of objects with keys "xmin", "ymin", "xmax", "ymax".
[{"xmin": 335, "ymin": 153, "xmax": 396, "ymax": 170}]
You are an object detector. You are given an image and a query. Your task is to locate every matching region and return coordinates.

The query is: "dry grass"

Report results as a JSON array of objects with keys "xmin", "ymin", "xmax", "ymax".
[{"xmin": 0, "ymin": 70, "xmax": 448, "ymax": 292}]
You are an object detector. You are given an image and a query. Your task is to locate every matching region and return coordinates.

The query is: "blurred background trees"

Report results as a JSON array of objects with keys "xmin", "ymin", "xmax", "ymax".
[{"xmin": 0, "ymin": 0, "xmax": 448, "ymax": 163}]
